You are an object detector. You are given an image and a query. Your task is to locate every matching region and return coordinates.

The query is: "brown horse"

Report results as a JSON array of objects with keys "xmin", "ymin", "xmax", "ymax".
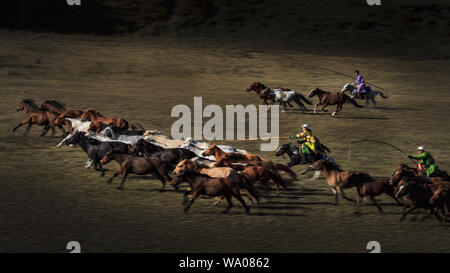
[
  {"xmin": 307, "ymin": 87, "xmax": 362, "ymax": 116},
  {"xmin": 359, "ymin": 177, "xmax": 403, "ymax": 213},
  {"xmin": 246, "ymin": 82, "xmax": 279, "ymax": 105},
  {"xmin": 203, "ymin": 144, "xmax": 297, "ymax": 180},
  {"xmin": 54, "ymin": 110, "xmax": 84, "ymax": 129},
  {"xmin": 301, "ymin": 159, "xmax": 373, "ymax": 205},
  {"xmin": 81, "ymin": 108, "xmax": 129, "ymax": 130},
  {"xmin": 100, "ymin": 150, "xmax": 172, "ymax": 190},
  {"xmin": 231, "ymin": 164, "xmax": 288, "ymax": 195},
  {"xmin": 171, "ymin": 162, "xmax": 250, "ymax": 214},
  {"xmin": 173, "ymin": 159, "xmax": 259, "ymax": 204},
  {"xmin": 12, "ymin": 99, "xmax": 65, "ymax": 136},
  {"xmin": 390, "ymin": 164, "xmax": 447, "ymax": 190}
]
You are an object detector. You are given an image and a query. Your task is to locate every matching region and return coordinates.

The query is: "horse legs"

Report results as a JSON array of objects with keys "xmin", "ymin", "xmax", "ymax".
[
  {"xmin": 40, "ymin": 125, "xmax": 50, "ymax": 137},
  {"xmin": 369, "ymin": 196, "xmax": 384, "ymax": 214},
  {"xmin": 331, "ymin": 104, "xmax": 342, "ymax": 117},
  {"xmin": 117, "ymin": 170, "xmax": 130, "ymax": 190},
  {"xmin": 321, "ymin": 104, "xmax": 329, "ymax": 112},
  {"xmin": 184, "ymin": 190, "xmax": 200, "ymax": 213},
  {"xmin": 286, "ymin": 101, "xmax": 294, "ymax": 108},
  {"xmin": 313, "ymin": 103, "xmax": 320, "ymax": 114},
  {"xmin": 400, "ymin": 206, "xmax": 417, "ymax": 221},
  {"xmin": 231, "ymin": 190, "xmax": 250, "ymax": 214},
  {"xmin": 153, "ymin": 171, "xmax": 167, "ymax": 190},
  {"xmin": 106, "ymin": 169, "xmax": 122, "ymax": 184},
  {"xmin": 23, "ymin": 123, "xmax": 32, "ymax": 136},
  {"xmin": 386, "ymin": 190, "xmax": 404, "ymax": 206},
  {"xmin": 331, "ymin": 187, "xmax": 339, "ymax": 205},
  {"xmin": 337, "ymin": 185, "xmax": 354, "ymax": 203}
]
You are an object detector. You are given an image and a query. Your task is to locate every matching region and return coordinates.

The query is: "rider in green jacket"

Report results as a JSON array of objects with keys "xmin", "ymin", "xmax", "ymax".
[{"xmin": 408, "ymin": 146, "xmax": 440, "ymax": 177}]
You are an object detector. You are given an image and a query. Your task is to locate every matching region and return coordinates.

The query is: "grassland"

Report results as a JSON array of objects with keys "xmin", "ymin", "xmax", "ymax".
[{"xmin": 1, "ymin": 30, "xmax": 450, "ymax": 252}]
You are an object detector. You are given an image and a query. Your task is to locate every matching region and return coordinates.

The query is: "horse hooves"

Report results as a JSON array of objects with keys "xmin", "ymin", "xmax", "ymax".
[{"xmin": 116, "ymin": 187, "xmax": 123, "ymax": 190}]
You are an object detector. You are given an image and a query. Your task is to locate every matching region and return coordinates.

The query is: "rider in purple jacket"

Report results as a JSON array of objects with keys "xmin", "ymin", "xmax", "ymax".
[{"xmin": 353, "ymin": 70, "xmax": 368, "ymax": 98}]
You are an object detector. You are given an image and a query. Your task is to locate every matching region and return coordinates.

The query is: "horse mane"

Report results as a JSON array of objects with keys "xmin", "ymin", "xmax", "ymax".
[
  {"xmin": 22, "ymin": 99, "xmax": 39, "ymax": 109},
  {"xmin": 323, "ymin": 159, "xmax": 342, "ymax": 171},
  {"xmin": 43, "ymin": 100, "xmax": 66, "ymax": 109}
]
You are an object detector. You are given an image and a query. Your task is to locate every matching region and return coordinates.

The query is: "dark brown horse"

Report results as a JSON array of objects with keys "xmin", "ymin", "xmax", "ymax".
[
  {"xmin": 171, "ymin": 163, "xmax": 250, "ymax": 214},
  {"xmin": 301, "ymin": 159, "xmax": 373, "ymax": 205},
  {"xmin": 100, "ymin": 150, "xmax": 172, "ymax": 190},
  {"xmin": 246, "ymin": 82, "xmax": 279, "ymax": 105},
  {"xmin": 358, "ymin": 177, "xmax": 403, "ymax": 213},
  {"xmin": 12, "ymin": 99, "xmax": 65, "ymax": 136},
  {"xmin": 81, "ymin": 108, "xmax": 129, "ymax": 130},
  {"xmin": 307, "ymin": 87, "xmax": 362, "ymax": 116}
]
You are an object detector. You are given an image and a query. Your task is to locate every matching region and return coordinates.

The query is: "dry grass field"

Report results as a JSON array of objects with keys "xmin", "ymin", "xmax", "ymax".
[{"xmin": 1, "ymin": 27, "xmax": 450, "ymax": 252}]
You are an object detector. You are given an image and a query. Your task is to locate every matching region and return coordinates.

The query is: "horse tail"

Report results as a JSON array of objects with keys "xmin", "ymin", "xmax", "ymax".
[
  {"xmin": 275, "ymin": 163, "xmax": 297, "ymax": 180},
  {"xmin": 297, "ymin": 93, "xmax": 313, "ymax": 105},
  {"xmin": 378, "ymin": 91, "xmax": 388, "ymax": 99}
]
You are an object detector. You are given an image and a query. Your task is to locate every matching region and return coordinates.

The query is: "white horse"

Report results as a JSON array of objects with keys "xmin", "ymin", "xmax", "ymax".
[
  {"xmin": 56, "ymin": 118, "xmax": 91, "ymax": 147},
  {"xmin": 341, "ymin": 83, "xmax": 387, "ymax": 106}
]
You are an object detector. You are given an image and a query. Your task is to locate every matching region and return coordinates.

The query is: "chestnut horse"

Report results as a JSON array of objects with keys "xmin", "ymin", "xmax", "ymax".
[
  {"xmin": 203, "ymin": 144, "xmax": 297, "ymax": 180},
  {"xmin": 173, "ymin": 159, "xmax": 259, "ymax": 204},
  {"xmin": 12, "ymin": 99, "xmax": 65, "ymax": 136},
  {"xmin": 307, "ymin": 87, "xmax": 362, "ymax": 116},
  {"xmin": 246, "ymin": 82, "xmax": 279, "ymax": 105},
  {"xmin": 171, "ymin": 162, "xmax": 250, "ymax": 214},
  {"xmin": 81, "ymin": 108, "xmax": 129, "ymax": 130},
  {"xmin": 230, "ymin": 164, "xmax": 288, "ymax": 195},
  {"xmin": 54, "ymin": 110, "xmax": 84, "ymax": 129},
  {"xmin": 301, "ymin": 159, "xmax": 373, "ymax": 205}
]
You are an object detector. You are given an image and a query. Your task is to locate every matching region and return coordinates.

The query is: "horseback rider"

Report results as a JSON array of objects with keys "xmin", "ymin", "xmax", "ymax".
[
  {"xmin": 407, "ymin": 146, "xmax": 441, "ymax": 177},
  {"xmin": 289, "ymin": 124, "xmax": 328, "ymax": 164},
  {"xmin": 352, "ymin": 70, "xmax": 369, "ymax": 99}
]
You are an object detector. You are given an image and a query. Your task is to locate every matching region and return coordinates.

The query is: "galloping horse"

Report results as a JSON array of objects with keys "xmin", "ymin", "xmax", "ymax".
[
  {"xmin": 246, "ymin": 82, "xmax": 278, "ymax": 105},
  {"xmin": 12, "ymin": 99, "xmax": 65, "ymax": 136},
  {"xmin": 246, "ymin": 82, "xmax": 312, "ymax": 110},
  {"xmin": 171, "ymin": 160, "xmax": 250, "ymax": 214},
  {"xmin": 389, "ymin": 164, "xmax": 449, "ymax": 189},
  {"xmin": 100, "ymin": 149, "xmax": 172, "ymax": 190},
  {"xmin": 341, "ymin": 83, "xmax": 387, "ymax": 106},
  {"xmin": 40, "ymin": 100, "xmax": 66, "ymax": 115},
  {"xmin": 301, "ymin": 159, "xmax": 373, "ymax": 205},
  {"xmin": 203, "ymin": 144, "xmax": 297, "ymax": 180},
  {"xmin": 172, "ymin": 159, "xmax": 259, "ymax": 204},
  {"xmin": 81, "ymin": 108, "xmax": 129, "ymax": 130},
  {"xmin": 307, "ymin": 87, "xmax": 362, "ymax": 116},
  {"xmin": 54, "ymin": 110, "xmax": 84, "ymax": 129}
]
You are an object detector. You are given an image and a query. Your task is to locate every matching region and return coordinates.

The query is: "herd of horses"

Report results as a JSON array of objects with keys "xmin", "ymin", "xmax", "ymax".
[
  {"xmin": 11, "ymin": 86, "xmax": 450, "ymax": 224},
  {"xmin": 246, "ymin": 81, "xmax": 387, "ymax": 116}
]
